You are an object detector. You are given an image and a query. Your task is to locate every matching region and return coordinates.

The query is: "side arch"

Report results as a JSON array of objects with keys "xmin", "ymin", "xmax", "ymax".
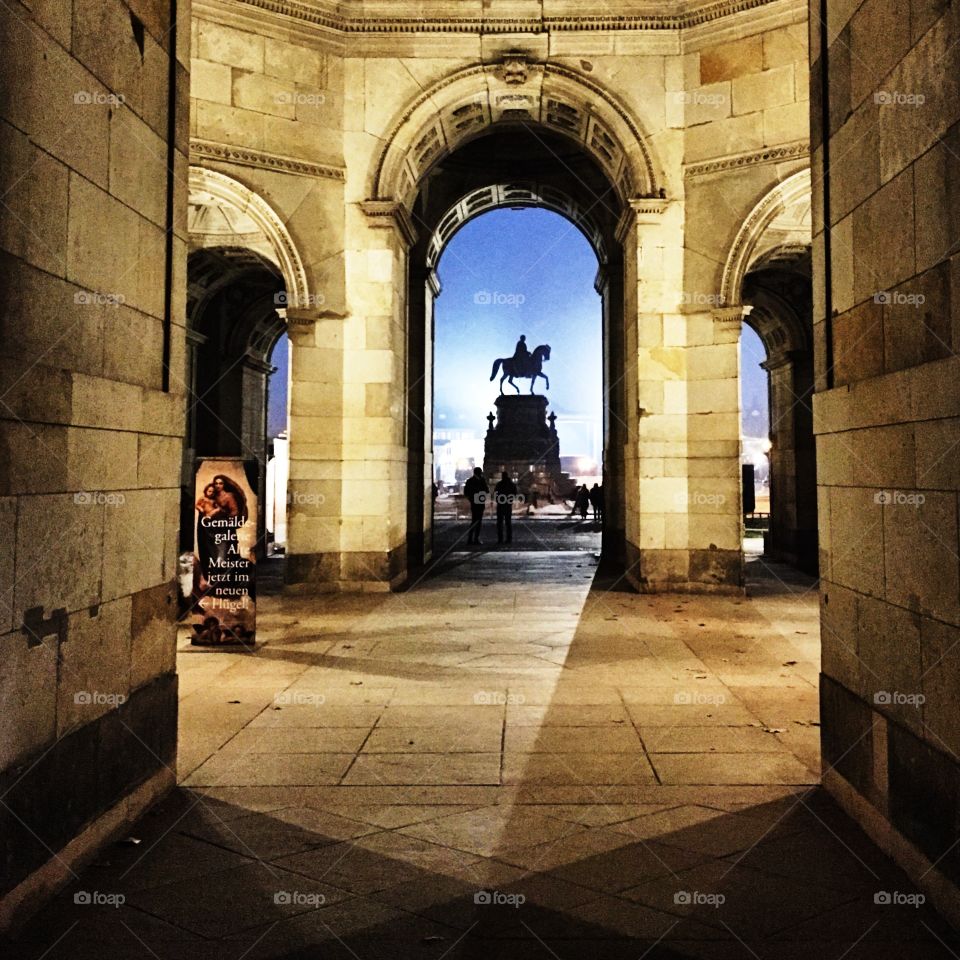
[
  {"xmin": 188, "ymin": 166, "xmax": 311, "ymax": 310},
  {"xmin": 720, "ymin": 168, "xmax": 812, "ymax": 307}
]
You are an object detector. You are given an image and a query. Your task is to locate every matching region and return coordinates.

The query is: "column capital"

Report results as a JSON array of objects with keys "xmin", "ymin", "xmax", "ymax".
[
  {"xmin": 361, "ymin": 199, "xmax": 419, "ymax": 248},
  {"xmin": 711, "ymin": 304, "xmax": 753, "ymax": 325},
  {"xmin": 615, "ymin": 196, "xmax": 669, "ymax": 243}
]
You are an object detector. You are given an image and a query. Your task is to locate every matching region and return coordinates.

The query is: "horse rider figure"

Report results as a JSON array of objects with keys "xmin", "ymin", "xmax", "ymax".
[{"xmin": 512, "ymin": 335, "xmax": 530, "ymax": 378}]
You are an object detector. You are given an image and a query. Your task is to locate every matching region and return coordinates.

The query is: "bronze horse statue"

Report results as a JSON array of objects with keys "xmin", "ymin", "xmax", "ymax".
[{"xmin": 490, "ymin": 344, "xmax": 551, "ymax": 394}]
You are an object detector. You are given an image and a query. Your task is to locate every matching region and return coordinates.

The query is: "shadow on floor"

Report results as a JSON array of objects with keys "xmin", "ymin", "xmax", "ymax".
[{"xmin": 6, "ymin": 786, "xmax": 956, "ymax": 959}]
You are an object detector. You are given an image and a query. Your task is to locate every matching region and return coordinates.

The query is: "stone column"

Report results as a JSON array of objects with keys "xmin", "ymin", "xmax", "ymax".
[
  {"xmin": 284, "ymin": 307, "xmax": 344, "ymax": 589},
  {"xmin": 764, "ymin": 349, "xmax": 818, "ymax": 573},
  {"xmin": 684, "ymin": 306, "xmax": 746, "ymax": 590},
  {"xmin": 620, "ymin": 191, "xmax": 745, "ymax": 592}
]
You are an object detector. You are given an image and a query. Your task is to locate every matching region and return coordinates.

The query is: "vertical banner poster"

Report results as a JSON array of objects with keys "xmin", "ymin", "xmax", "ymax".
[{"xmin": 192, "ymin": 459, "xmax": 258, "ymax": 646}]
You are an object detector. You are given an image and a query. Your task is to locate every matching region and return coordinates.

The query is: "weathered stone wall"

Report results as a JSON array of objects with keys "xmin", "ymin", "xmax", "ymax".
[
  {"xmin": 812, "ymin": 0, "xmax": 960, "ymax": 914},
  {"xmin": 0, "ymin": 0, "xmax": 187, "ymax": 922}
]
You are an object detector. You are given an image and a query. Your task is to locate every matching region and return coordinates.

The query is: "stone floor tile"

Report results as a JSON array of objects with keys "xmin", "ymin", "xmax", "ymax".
[
  {"xmin": 398, "ymin": 805, "xmax": 584, "ymax": 856},
  {"xmin": 342, "ymin": 753, "xmax": 502, "ymax": 786},
  {"xmin": 182, "ymin": 752, "xmax": 354, "ymax": 787},
  {"xmin": 361, "ymin": 726, "xmax": 502, "ymax": 754},
  {"xmin": 501, "ymin": 752, "xmax": 658, "ymax": 785},
  {"xmin": 504, "ymin": 725, "xmax": 643, "ymax": 752},
  {"xmin": 651, "ymin": 751, "xmax": 817, "ymax": 785},
  {"xmin": 228, "ymin": 725, "xmax": 373, "ymax": 753},
  {"xmin": 639, "ymin": 724, "xmax": 785, "ymax": 753}
]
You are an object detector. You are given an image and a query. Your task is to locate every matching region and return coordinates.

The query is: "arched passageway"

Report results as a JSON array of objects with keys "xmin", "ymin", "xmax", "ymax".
[
  {"xmin": 404, "ymin": 127, "xmax": 627, "ymax": 574},
  {"xmin": 180, "ymin": 245, "xmax": 285, "ymax": 558}
]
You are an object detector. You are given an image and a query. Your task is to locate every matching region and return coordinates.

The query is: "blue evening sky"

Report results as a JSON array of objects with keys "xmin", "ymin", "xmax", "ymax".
[{"xmin": 434, "ymin": 208, "xmax": 603, "ymax": 453}]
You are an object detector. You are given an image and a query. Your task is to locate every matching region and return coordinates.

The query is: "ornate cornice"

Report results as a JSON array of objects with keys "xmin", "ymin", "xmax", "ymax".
[
  {"xmin": 615, "ymin": 197, "xmax": 668, "ymax": 243},
  {"xmin": 712, "ymin": 305, "xmax": 753, "ymax": 324},
  {"xmin": 190, "ymin": 138, "xmax": 345, "ymax": 181},
  {"xmin": 360, "ymin": 200, "xmax": 419, "ymax": 248},
  {"xmin": 231, "ymin": 0, "xmax": 786, "ymax": 33},
  {"xmin": 684, "ymin": 142, "xmax": 809, "ymax": 179}
]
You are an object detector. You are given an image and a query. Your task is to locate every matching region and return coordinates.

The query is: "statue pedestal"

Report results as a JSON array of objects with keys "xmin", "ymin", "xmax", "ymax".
[{"xmin": 483, "ymin": 395, "xmax": 565, "ymax": 500}]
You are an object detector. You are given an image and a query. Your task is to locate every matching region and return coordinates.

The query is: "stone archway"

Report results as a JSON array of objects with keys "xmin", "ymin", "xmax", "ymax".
[
  {"xmin": 719, "ymin": 169, "xmax": 812, "ymax": 308},
  {"xmin": 371, "ymin": 58, "xmax": 662, "ymax": 211},
  {"xmin": 721, "ymin": 171, "xmax": 816, "ymax": 573},
  {"xmin": 188, "ymin": 166, "xmax": 312, "ymax": 313},
  {"xmin": 185, "ymin": 170, "xmax": 313, "ymax": 566}
]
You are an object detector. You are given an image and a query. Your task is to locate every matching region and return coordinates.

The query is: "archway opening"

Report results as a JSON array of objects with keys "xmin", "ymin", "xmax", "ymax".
[
  {"xmin": 740, "ymin": 323, "xmax": 770, "ymax": 556},
  {"xmin": 401, "ymin": 125, "xmax": 629, "ymax": 579},
  {"xmin": 178, "ymin": 245, "xmax": 287, "ymax": 597},
  {"xmin": 741, "ymin": 249, "xmax": 818, "ymax": 574},
  {"xmin": 430, "ymin": 206, "xmax": 604, "ymax": 557}
]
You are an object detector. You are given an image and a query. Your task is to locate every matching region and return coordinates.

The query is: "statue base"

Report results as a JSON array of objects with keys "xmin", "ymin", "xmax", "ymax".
[{"xmin": 482, "ymin": 395, "xmax": 569, "ymax": 502}]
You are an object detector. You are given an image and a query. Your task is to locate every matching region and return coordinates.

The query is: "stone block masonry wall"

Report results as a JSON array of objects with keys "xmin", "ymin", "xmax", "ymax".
[
  {"xmin": 0, "ymin": 0, "xmax": 188, "ymax": 923},
  {"xmin": 812, "ymin": 0, "xmax": 960, "ymax": 917}
]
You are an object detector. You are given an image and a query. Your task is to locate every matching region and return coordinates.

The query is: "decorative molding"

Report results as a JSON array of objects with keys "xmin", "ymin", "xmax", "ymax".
[
  {"xmin": 188, "ymin": 166, "xmax": 312, "ymax": 312},
  {"xmin": 615, "ymin": 197, "xmax": 667, "ymax": 244},
  {"xmin": 190, "ymin": 139, "xmax": 345, "ymax": 182},
  {"xmin": 720, "ymin": 169, "xmax": 811, "ymax": 307},
  {"xmin": 232, "ymin": 0, "xmax": 787, "ymax": 34},
  {"xmin": 712, "ymin": 305, "xmax": 753, "ymax": 324},
  {"xmin": 373, "ymin": 60, "xmax": 660, "ymax": 206},
  {"xmin": 684, "ymin": 142, "xmax": 809, "ymax": 179},
  {"xmin": 425, "ymin": 182, "xmax": 610, "ymax": 269},
  {"xmin": 360, "ymin": 200, "xmax": 419, "ymax": 248}
]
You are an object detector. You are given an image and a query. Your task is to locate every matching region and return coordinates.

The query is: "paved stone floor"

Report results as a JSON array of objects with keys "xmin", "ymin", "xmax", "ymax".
[
  {"xmin": 432, "ymin": 516, "xmax": 603, "ymax": 553},
  {"xmin": 8, "ymin": 553, "xmax": 958, "ymax": 958}
]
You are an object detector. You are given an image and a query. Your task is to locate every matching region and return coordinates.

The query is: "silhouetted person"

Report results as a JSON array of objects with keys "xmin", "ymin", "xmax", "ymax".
[
  {"xmin": 495, "ymin": 471, "xmax": 518, "ymax": 544},
  {"xmin": 463, "ymin": 467, "xmax": 488, "ymax": 545},
  {"xmin": 512, "ymin": 334, "xmax": 530, "ymax": 374},
  {"xmin": 589, "ymin": 483, "xmax": 604, "ymax": 523},
  {"xmin": 575, "ymin": 484, "xmax": 590, "ymax": 520}
]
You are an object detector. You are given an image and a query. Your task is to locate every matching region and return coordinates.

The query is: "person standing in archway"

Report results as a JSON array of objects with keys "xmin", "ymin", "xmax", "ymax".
[
  {"xmin": 589, "ymin": 482, "xmax": 604, "ymax": 524},
  {"xmin": 495, "ymin": 471, "xmax": 518, "ymax": 544},
  {"xmin": 463, "ymin": 467, "xmax": 489, "ymax": 545}
]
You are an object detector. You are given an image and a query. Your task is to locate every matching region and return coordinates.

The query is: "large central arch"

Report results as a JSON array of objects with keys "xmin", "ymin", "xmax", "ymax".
[{"xmin": 388, "ymin": 66, "xmax": 660, "ymax": 575}]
